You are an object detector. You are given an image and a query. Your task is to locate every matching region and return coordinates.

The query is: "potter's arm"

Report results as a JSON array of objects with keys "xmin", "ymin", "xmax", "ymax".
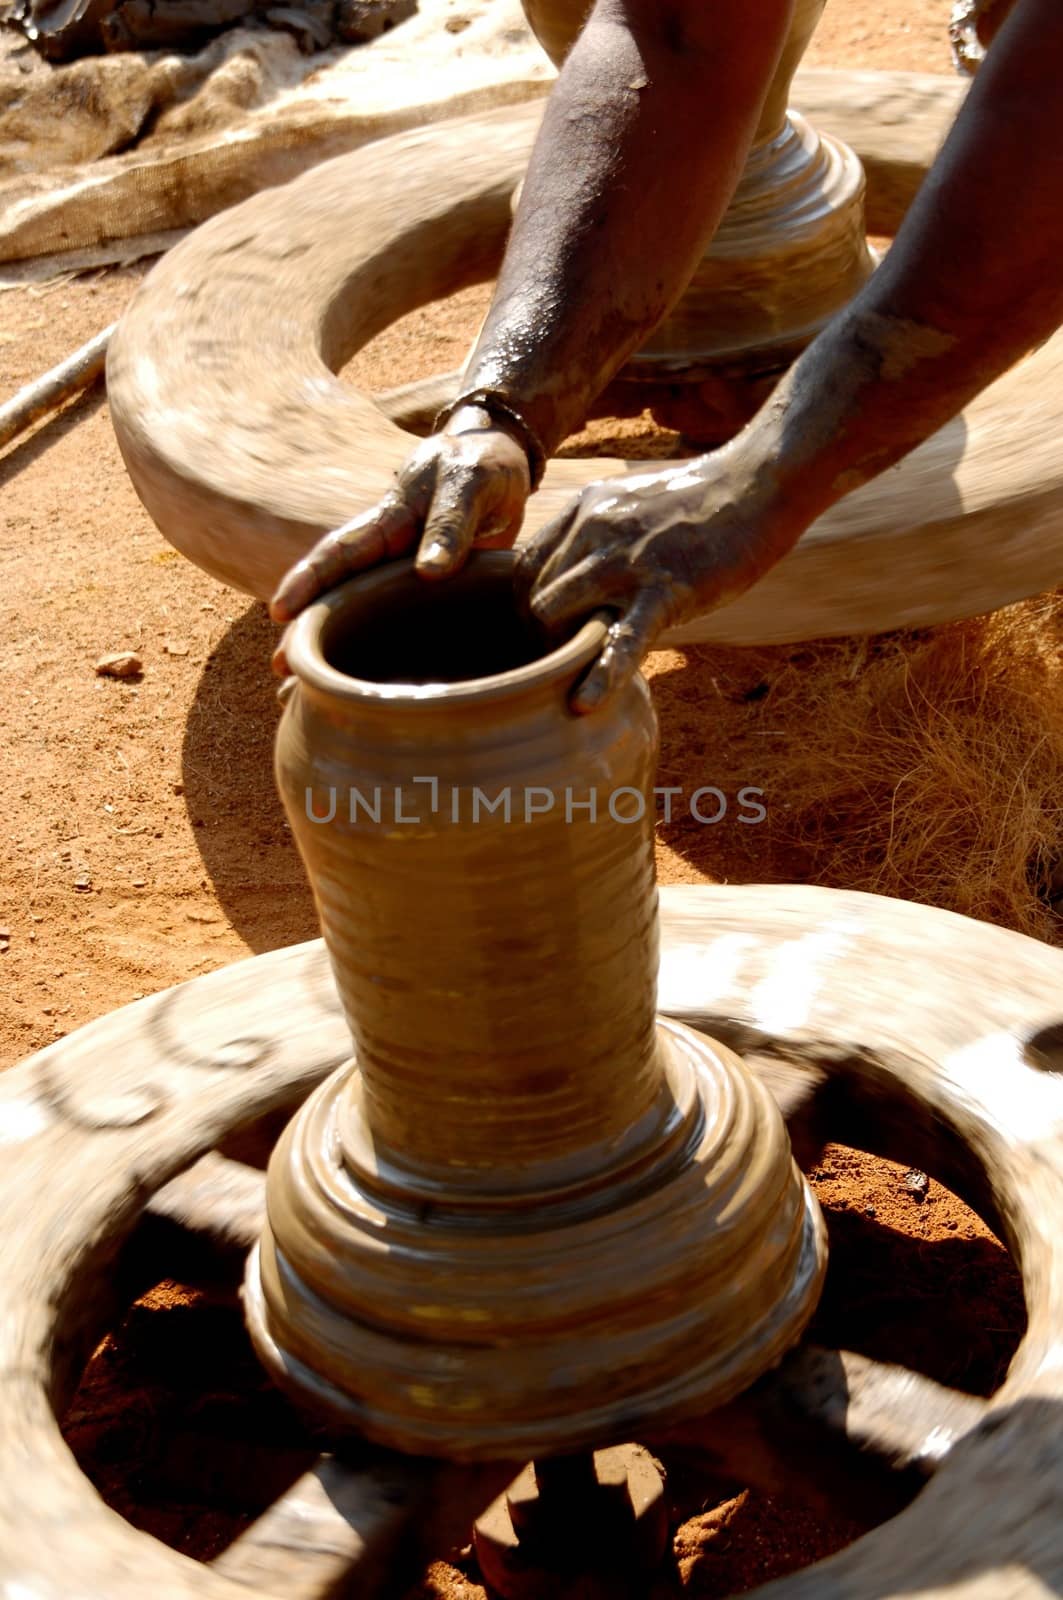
[
  {"xmin": 457, "ymin": 0, "xmax": 795, "ymax": 457},
  {"xmin": 522, "ymin": 0, "xmax": 1063, "ymax": 710},
  {"xmin": 271, "ymin": 0, "xmax": 792, "ymax": 620},
  {"xmin": 734, "ymin": 0, "xmax": 1063, "ymax": 538}
]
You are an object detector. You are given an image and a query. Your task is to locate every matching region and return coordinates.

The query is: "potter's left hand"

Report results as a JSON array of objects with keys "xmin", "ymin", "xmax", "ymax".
[{"xmin": 516, "ymin": 445, "xmax": 800, "ymax": 714}]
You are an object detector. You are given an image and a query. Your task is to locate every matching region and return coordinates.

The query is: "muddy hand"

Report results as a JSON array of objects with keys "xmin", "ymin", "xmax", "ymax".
[
  {"xmin": 515, "ymin": 443, "xmax": 800, "ymax": 715},
  {"xmin": 269, "ymin": 407, "xmax": 532, "ymax": 666}
]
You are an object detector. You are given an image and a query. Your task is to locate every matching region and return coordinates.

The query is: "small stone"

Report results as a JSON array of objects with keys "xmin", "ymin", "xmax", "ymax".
[
  {"xmin": 863, "ymin": 1205, "xmax": 876, "ymax": 1218},
  {"xmin": 132, "ymin": 877, "xmax": 147, "ymax": 888},
  {"xmin": 172, "ymin": 781, "xmax": 185, "ymax": 795},
  {"xmin": 164, "ymin": 640, "xmax": 190, "ymax": 657},
  {"xmin": 904, "ymin": 1168, "xmax": 929, "ymax": 1199},
  {"xmin": 73, "ymin": 870, "xmax": 92, "ymax": 892},
  {"xmin": 95, "ymin": 651, "xmax": 143, "ymax": 679}
]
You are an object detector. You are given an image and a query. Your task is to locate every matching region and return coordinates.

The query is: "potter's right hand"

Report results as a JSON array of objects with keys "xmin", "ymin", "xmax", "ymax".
[{"xmin": 269, "ymin": 406, "xmax": 532, "ymax": 625}]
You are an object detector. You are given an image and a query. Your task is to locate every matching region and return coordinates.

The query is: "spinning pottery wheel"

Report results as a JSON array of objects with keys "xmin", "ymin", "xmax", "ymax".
[
  {"xmin": 5, "ymin": 888, "xmax": 1063, "ymax": 1597},
  {"xmin": 4, "ymin": 558, "xmax": 1063, "ymax": 1598},
  {"xmin": 107, "ymin": 0, "xmax": 1063, "ymax": 642}
]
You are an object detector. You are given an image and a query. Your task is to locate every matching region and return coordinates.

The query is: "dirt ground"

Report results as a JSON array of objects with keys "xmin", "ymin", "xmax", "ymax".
[{"xmin": 0, "ymin": 0, "xmax": 1046, "ymax": 1594}]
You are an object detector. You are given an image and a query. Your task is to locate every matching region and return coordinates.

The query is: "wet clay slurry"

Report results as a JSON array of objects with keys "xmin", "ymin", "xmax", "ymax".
[{"xmin": 244, "ymin": 554, "xmax": 826, "ymax": 1459}]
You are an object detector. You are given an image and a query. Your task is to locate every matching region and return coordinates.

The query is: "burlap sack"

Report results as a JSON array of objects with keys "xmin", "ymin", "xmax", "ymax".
[{"xmin": 0, "ymin": 0, "xmax": 550, "ymax": 265}]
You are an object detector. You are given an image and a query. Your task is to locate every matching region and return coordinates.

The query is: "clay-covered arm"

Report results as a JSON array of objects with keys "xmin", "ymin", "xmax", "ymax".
[
  {"xmin": 272, "ymin": 0, "xmax": 793, "ymax": 618},
  {"xmin": 522, "ymin": 0, "xmax": 1063, "ymax": 709},
  {"xmin": 744, "ymin": 0, "xmax": 1063, "ymax": 536},
  {"xmin": 461, "ymin": 0, "xmax": 796, "ymax": 457}
]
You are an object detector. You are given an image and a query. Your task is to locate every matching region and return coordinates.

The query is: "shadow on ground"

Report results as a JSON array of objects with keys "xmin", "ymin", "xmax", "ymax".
[
  {"xmin": 0, "ymin": 386, "xmax": 106, "ymax": 486},
  {"xmin": 181, "ymin": 602, "xmax": 317, "ymax": 954}
]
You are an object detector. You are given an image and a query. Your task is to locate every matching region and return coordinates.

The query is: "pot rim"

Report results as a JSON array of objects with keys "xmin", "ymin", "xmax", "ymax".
[{"xmin": 283, "ymin": 552, "xmax": 611, "ymax": 709}]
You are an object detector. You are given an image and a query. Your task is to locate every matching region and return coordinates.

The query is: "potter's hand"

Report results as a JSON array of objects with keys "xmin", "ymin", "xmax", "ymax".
[
  {"xmin": 517, "ymin": 446, "xmax": 798, "ymax": 715},
  {"xmin": 270, "ymin": 405, "xmax": 531, "ymax": 625}
]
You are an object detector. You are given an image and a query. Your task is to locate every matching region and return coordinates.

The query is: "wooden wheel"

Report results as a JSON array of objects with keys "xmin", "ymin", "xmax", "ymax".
[
  {"xmin": 109, "ymin": 71, "xmax": 1063, "ymax": 644},
  {"xmin": 3, "ymin": 882, "xmax": 1063, "ymax": 1597}
]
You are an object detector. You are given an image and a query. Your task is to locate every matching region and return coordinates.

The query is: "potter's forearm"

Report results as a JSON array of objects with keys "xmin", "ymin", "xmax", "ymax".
[
  {"xmin": 732, "ymin": 0, "xmax": 1063, "ymax": 544},
  {"xmin": 461, "ymin": 0, "xmax": 793, "ymax": 458}
]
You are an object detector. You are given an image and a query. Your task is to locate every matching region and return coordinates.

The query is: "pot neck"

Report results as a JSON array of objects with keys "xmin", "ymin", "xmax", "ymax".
[{"xmin": 283, "ymin": 553, "xmax": 610, "ymax": 728}]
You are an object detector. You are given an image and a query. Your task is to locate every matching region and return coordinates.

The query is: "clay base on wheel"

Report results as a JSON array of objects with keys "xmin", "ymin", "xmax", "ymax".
[
  {"xmin": 631, "ymin": 116, "xmax": 874, "ymax": 380},
  {"xmin": 243, "ymin": 1018, "xmax": 826, "ymax": 1460}
]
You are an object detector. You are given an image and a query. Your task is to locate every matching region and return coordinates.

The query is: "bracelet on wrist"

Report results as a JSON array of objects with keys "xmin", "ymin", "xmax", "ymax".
[{"xmin": 434, "ymin": 389, "xmax": 548, "ymax": 492}]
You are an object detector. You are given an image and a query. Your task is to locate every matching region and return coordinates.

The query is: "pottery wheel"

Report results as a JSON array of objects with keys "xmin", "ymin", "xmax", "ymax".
[
  {"xmin": 108, "ymin": 71, "xmax": 1063, "ymax": 644},
  {"xmin": 4, "ymin": 882, "xmax": 1063, "ymax": 1598}
]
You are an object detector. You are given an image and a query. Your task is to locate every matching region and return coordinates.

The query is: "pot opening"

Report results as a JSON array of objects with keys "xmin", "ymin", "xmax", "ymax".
[{"xmin": 321, "ymin": 562, "xmax": 569, "ymax": 687}]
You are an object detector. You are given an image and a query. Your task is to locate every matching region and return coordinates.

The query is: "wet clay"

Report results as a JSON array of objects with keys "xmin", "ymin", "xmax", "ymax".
[{"xmin": 244, "ymin": 553, "xmax": 825, "ymax": 1458}]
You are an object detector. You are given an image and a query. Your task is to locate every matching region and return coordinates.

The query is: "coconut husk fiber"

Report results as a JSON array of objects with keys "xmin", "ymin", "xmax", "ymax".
[{"xmin": 648, "ymin": 591, "xmax": 1063, "ymax": 945}]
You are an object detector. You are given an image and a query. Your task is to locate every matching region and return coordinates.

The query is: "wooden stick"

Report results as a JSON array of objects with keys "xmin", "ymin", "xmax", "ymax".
[{"xmin": 0, "ymin": 322, "xmax": 116, "ymax": 450}]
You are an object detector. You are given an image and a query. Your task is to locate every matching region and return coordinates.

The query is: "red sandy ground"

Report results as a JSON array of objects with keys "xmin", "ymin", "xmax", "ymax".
[{"xmin": 0, "ymin": 2, "xmax": 1030, "ymax": 1595}]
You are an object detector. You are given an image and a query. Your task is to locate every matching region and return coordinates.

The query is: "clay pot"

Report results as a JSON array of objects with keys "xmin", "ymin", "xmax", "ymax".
[
  {"xmin": 272, "ymin": 551, "xmax": 661, "ymax": 1188},
  {"xmin": 246, "ymin": 553, "xmax": 825, "ymax": 1458}
]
